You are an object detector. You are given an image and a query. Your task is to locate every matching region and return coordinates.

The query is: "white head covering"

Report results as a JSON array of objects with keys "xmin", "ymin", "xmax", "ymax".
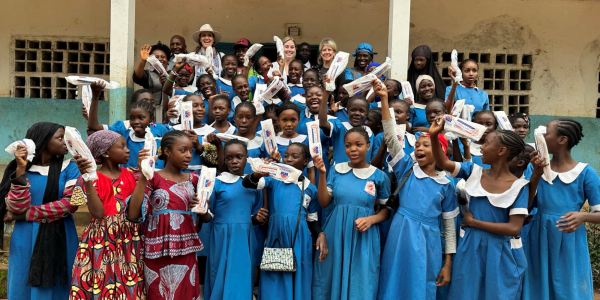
[{"xmin": 416, "ymin": 74, "xmax": 435, "ymax": 90}]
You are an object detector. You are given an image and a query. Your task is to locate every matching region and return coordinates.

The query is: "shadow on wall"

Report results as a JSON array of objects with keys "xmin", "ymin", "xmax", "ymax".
[{"xmin": 0, "ymin": 97, "xmax": 109, "ymax": 164}]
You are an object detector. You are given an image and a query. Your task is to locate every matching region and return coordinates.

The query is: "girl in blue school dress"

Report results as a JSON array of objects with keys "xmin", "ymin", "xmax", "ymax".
[
  {"xmin": 203, "ymin": 140, "xmax": 269, "ymax": 300},
  {"xmin": 312, "ymin": 127, "xmax": 391, "ymax": 300},
  {"xmin": 210, "ymin": 94, "xmax": 237, "ymax": 134},
  {"xmin": 411, "ymin": 74, "xmax": 437, "ymax": 132},
  {"xmin": 230, "ymin": 101, "xmax": 268, "ymax": 174},
  {"xmin": 87, "ymin": 81, "xmax": 170, "ymax": 168},
  {"xmin": 291, "ymin": 69, "xmax": 319, "ymax": 108},
  {"xmin": 230, "ymin": 74, "xmax": 252, "ymax": 124},
  {"xmin": 445, "ymin": 59, "xmax": 489, "ymax": 115},
  {"xmin": 522, "ymin": 119, "xmax": 600, "ymax": 300},
  {"xmin": 243, "ymin": 143, "xmax": 328, "ymax": 300},
  {"xmin": 217, "ymin": 54, "xmax": 238, "ymax": 99},
  {"xmin": 274, "ymin": 101, "xmax": 316, "ymax": 183},
  {"xmin": 319, "ymin": 79, "xmax": 375, "ymax": 166},
  {"xmin": 376, "ymin": 82, "xmax": 459, "ymax": 300},
  {"xmin": 287, "ymin": 60, "xmax": 305, "ymax": 97},
  {"xmin": 467, "ymin": 110, "xmax": 497, "ymax": 168},
  {"xmin": 429, "ymin": 116, "xmax": 537, "ymax": 300},
  {"xmin": 332, "ymin": 80, "xmax": 352, "ymax": 123},
  {"xmin": 297, "ymin": 86, "xmax": 334, "ymax": 174}
]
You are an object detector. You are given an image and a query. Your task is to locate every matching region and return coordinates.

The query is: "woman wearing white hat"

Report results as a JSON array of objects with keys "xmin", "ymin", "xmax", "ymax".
[{"xmin": 193, "ymin": 24, "xmax": 225, "ymax": 80}]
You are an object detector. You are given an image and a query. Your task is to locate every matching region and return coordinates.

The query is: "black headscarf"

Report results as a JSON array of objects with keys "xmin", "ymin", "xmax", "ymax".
[
  {"xmin": 406, "ymin": 45, "xmax": 447, "ymax": 100},
  {"xmin": 0, "ymin": 122, "xmax": 69, "ymax": 287}
]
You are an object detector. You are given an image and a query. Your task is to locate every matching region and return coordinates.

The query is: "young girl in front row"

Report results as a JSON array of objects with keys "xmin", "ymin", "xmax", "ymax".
[
  {"xmin": 376, "ymin": 82, "xmax": 458, "ymax": 300},
  {"xmin": 429, "ymin": 116, "xmax": 535, "ymax": 300},
  {"xmin": 70, "ymin": 131, "xmax": 146, "ymax": 298},
  {"xmin": 243, "ymin": 143, "xmax": 328, "ymax": 300},
  {"xmin": 204, "ymin": 140, "xmax": 268, "ymax": 300},
  {"xmin": 312, "ymin": 127, "xmax": 391, "ymax": 300},
  {"xmin": 128, "ymin": 131, "xmax": 211, "ymax": 299},
  {"xmin": 522, "ymin": 119, "xmax": 600, "ymax": 300},
  {"xmin": 276, "ymin": 102, "xmax": 316, "ymax": 183},
  {"xmin": 88, "ymin": 82, "xmax": 170, "ymax": 168}
]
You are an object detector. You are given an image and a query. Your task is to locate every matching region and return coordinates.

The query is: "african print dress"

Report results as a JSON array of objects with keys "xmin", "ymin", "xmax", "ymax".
[{"xmin": 70, "ymin": 168, "xmax": 145, "ymax": 300}]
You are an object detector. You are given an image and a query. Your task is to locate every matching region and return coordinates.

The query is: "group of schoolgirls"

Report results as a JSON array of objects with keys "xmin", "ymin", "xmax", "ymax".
[{"xmin": 2, "ymin": 36, "xmax": 599, "ymax": 300}]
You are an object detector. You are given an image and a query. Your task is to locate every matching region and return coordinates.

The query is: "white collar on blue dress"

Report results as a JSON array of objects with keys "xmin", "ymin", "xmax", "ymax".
[
  {"xmin": 304, "ymin": 107, "xmax": 336, "ymax": 120},
  {"xmin": 232, "ymin": 96, "xmax": 242, "ymax": 108},
  {"xmin": 412, "ymin": 103, "xmax": 427, "ymax": 109},
  {"xmin": 335, "ymin": 162, "xmax": 377, "ymax": 179},
  {"xmin": 464, "ymin": 164, "xmax": 529, "ymax": 208},
  {"xmin": 218, "ymin": 77, "xmax": 232, "ymax": 86},
  {"xmin": 247, "ymin": 136, "xmax": 263, "ymax": 150},
  {"xmin": 217, "ymin": 172, "xmax": 244, "ymax": 183},
  {"xmin": 470, "ymin": 142, "xmax": 483, "ymax": 156},
  {"xmin": 210, "ymin": 122, "xmax": 236, "ymax": 134},
  {"xmin": 288, "ymin": 83, "xmax": 303, "ymax": 87},
  {"xmin": 546, "ymin": 162, "xmax": 587, "ymax": 184},
  {"xmin": 292, "ymin": 94, "xmax": 305, "ymax": 104},
  {"xmin": 129, "ymin": 129, "xmax": 146, "ymax": 142},
  {"xmin": 406, "ymin": 132, "xmax": 416, "ymax": 146},
  {"xmin": 413, "ymin": 165, "xmax": 451, "ymax": 185},
  {"xmin": 341, "ymin": 122, "xmax": 373, "ymax": 137},
  {"xmin": 276, "ymin": 134, "xmax": 306, "ymax": 145},
  {"xmin": 29, "ymin": 160, "xmax": 72, "ymax": 176}
]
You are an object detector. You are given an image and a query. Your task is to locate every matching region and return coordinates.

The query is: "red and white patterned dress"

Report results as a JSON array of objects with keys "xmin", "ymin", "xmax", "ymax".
[{"xmin": 143, "ymin": 172, "xmax": 202, "ymax": 300}]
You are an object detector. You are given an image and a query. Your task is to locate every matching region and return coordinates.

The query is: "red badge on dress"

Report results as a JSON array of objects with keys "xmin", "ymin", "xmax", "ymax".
[{"xmin": 364, "ymin": 181, "xmax": 376, "ymax": 196}]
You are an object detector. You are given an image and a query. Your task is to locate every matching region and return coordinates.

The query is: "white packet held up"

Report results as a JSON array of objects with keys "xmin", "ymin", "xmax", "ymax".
[
  {"xmin": 443, "ymin": 115, "xmax": 487, "ymax": 141},
  {"xmin": 451, "ymin": 99, "xmax": 465, "ymax": 118},
  {"xmin": 372, "ymin": 57, "xmax": 393, "ymax": 79},
  {"xmin": 64, "ymin": 126, "xmax": 97, "ymax": 182},
  {"xmin": 216, "ymin": 133, "xmax": 249, "ymax": 144},
  {"xmin": 388, "ymin": 108, "xmax": 407, "ymax": 148},
  {"xmin": 244, "ymin": 43, "xmax": 263, "ymax": 67},
  {"xmin": 193, "ymin": 166, "xmax": 216, "ymax": 214},
  {"xmin": 248, "ymin": 157, "xmax": 302, "ymax": 184},
  {"xmin": 451, "ymin": 49, "xmax": 463, "ymax": 83},
  {"xmin": 462, "ymin": 104, "xmax": 475, "ymax": 122},
  {"xmin": 65, "ymin": 76, "xmax": 120, "ymax": 89},
  {"xmin": 82, "ymin": 85, "xmax": 92, "ymax": 115},
  {"xmin": 169, "ymin": 95, "xmax": 185, "ymax": 125},
  {"xmin": 260, "ymin": 77, "xmax": 285, "ymax": 104},
  {"xmin": 325, "ymin": 52, "xmax": 350, "ymax": 92},
  {"xmin": 260, "ymin": 119, "xmax": 278, "ymax": 155},
  {"xmin": 493, "ymin": 111, "xmax": 513, "ymax": 130},
  {"xmin": 306, "ymin": 121, "xmax": 323, "ymax": 157},
  {"xmin": 181, "ymin": 101, "xmax": 193, "ymax": 130},
  {"xmin": 140, "ymin": 128, "xmax": 157, "ymax": 180},
  {"xmin": 5, "ymin": 139, "xmax": 36, "ymax": 162},
  {"xmin": 400, "ymin": 81, "xmax": 414, "ymax": 102},
  {"xmin": 343, "ymin": 74, "xmax": 379, "ymax": 97},
  {"xmin": 534, "ymin": 126, "xmax": 553, "ymax": 184},
  {"xmin": 274, "ymin": 36, "xmax": 284, "ymax": 60},
  {"xmin": 146, "ymin": 55, "xmax": 167, "ymax": 76},
  {"xmin": 174, "ymin": 53, "xmax": 209, "ymax": 67}
]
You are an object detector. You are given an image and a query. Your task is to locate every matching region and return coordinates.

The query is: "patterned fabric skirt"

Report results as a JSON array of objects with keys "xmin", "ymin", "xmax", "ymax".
[
  {"xmin": 70, "ymin": 213, "xmax": 145, "ymax": 300},
  {"xmin": 144, "ymin": 253, "xmax": 200, "ymax": 300}
]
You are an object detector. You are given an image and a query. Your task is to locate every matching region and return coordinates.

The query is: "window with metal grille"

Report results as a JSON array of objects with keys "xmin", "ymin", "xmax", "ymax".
[
  {"xmin": 12, "ymin": 37, "xmax": 110, "ymax": 100},
  {"xmin": 431, "ymin": 50, "xmax": 533, "ymax": 115}
]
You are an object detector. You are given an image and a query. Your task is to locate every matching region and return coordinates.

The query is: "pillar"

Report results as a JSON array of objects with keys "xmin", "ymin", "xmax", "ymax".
[
  {"xmin": 388, "ymin": 0, "xmax": 411, "ymax": 81},
  {"xmin": 109, "ymin": 0, "xmax": 135, "ymax": 124}
]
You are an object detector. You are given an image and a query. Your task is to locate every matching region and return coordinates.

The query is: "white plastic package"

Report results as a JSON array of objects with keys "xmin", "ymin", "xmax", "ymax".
[
  {"xmin": 451, "ymin": 99, "xmax": 465, "ymax": 118},
  {"xmin": 389, "ymin": 108, "xmax": 407, "ymax": 148},
  {"xmin": 82, "ymin": 85, "xmax": 92, "ymax": 115},
  {"xmin": 325, "ymin": 51, "xmax": 350, "ymax": 92},
  {"xmin": 306, "ymin": 121, "xmax": 323, "ymax": 157},
  {"xmin": 216, "ymin": 133, "xmax": 249, "ymax": 144},
  {"xmin": 146, "ymin": 55, "xmax": 167, "ymax": 76},
  {"xmin": 451, "ymin": 50, "xmax": 463, "ymax": 83},
  {"xmin": 260, "ymin": 119, "xmax": 278, "ymax": 155},
  {"xmin": 140, "ymin": 128, "xmax": 157, "ymax": 180},
  {"xmin": 260, "ymin": 77, "xmax": 285, "ymax": 104},
  {"xmin": 244, "ymin": 43, "xmax": 263, "ymax": 67},
  {"xmin": 64, "ymin": 126, "xmax": 97, "ymax": 182},
  {"xmin": 372, "ymin": 57, "xmax": 393, "ymax": 79},
  {"xmin": 65, "ymin": 76, "xmax": 120, "ymax": 89},
  {"xmin": 443, "ymin": 115, "xmax": 487, "ymax": 141},
  {"xmin": 5, "ymin": 139, "xmax": 36, "ymax": 162},
  {"xmin": 181, "ymin": 101, "xmax": 194, "ymax": 130},
  {"xmin": 192, "ymin": 166, "xmax": 216, "ymax": 214},
  {"xmin": 248, "ymin": 157, "xmax": 302, "ymax": 184},
  {"xmin": 493, "ymin": 111, "xmax": 513, "ymax": 130},
  {"xmin": 462, "ymin": 104, "xmax": 475, "ymax": 122},
  {"xmin": 400, "ymin": 81, "xmax": 414, "ymax": 102},
  {"xmin": 253, "ymin": 83, "xmax": 268, "ymax": 104},
  {"xmin": 169, "ymin": 95, "xmax": 185, "ymax": 125},
  {"xmin": 534, "ymin": 126, "xmax": 553, "ymax": 184},
  {"xmin": 343, "ymin": 74, "xmax": 379, "ymax": 97},
  {"xmin": 174, "ymin": 53, "xmax": 209, "ymax": 67},
  {"xmin": 274, "ymin": 36, "xmax": 284, "ymax": 60}
]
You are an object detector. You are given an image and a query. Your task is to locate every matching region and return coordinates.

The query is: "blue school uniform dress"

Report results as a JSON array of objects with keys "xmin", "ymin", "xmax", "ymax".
[
  {"xmin": 173, "ymin": 124, "xmax": 217, "ymax": 173},
  {"xmin": 297, "ymin": 107, "xmax": 333, "ymax": 172},
  {"xmin": 288, "ymin": 83, "xmax": 305, "ymax": 98},
  {"xmin": 244, "ymin": 136, "xmax": 269, "ymax": 174},
  {"xmin": 334, "ymin": 107, "xmax": 350, "ymax": 123},
  {"xmin": 217, "ymin": 77, "xmax": 236, "ymax": 99},
  {"xmin": 445, "ymin": 85, "xmax": 489, "ymax": 117},
  {"xmin": 204, "ymin": 172, "xmax": 262, "ymax": 300},
  {"xmin": 312, "ymin": 163, "xmax": 391, "ymax": 300},
  {"xmin": 210, "ymin": 121, "xmax": 237, "ymax": 135},
  {"xmin": 446, "ymin": 162, "xmax": 529, "ymax": 300},
  {"xmin": 327, "ymin": 119, "xmax": 374, "ymax": 165},
  {"xmin": 378, "ymin": 148, "xmax": 458, "ymax": 300},
  {"xmin": 410, "ymin": 103, "xmax": 429, "ymax": 129},
  {"xmin": 8, "ymin": 161, "xmax": 80, "ymax": 300},
  {"xmin": 173, "ymin": 89, "xmax": 211, "ymax": 124},
  {"xmin": 105, "ymin": 121, "xmax": 171, "ymax": 168},
  {"xmin": 522, "ymin": 163, "xmax": 600, "ymax": 300},
  {"xmin": 255, "ymin": 176, "xmax": 319, "ymax": 300},
  {"xmin": 469, "ymin": 142, "xmax": 490, "ymax": 169}
]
